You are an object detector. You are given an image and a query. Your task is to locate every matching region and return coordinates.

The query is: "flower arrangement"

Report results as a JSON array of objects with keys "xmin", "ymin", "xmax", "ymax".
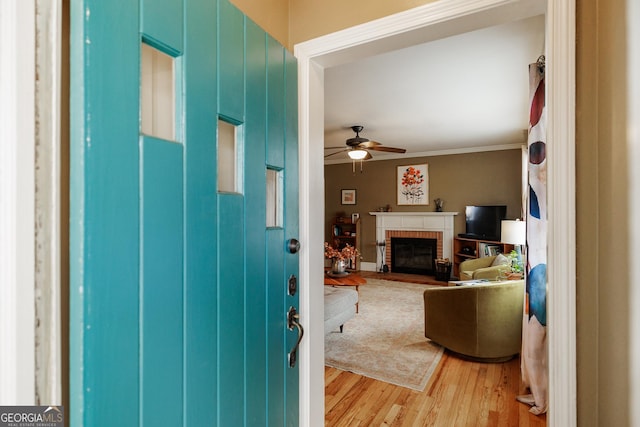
[{"xmin": 324, "ymin": 242, "xmax": 360, "ymax": 261}]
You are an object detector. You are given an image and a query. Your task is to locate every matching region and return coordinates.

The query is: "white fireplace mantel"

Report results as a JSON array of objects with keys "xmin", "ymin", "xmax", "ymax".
[{"xmin": 369, "ymin": 211, "xmax": 458, "ymax": 271}]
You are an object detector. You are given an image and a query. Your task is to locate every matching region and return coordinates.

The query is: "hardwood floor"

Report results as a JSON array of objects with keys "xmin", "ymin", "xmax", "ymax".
[
  {"xmin": 357, "ymin": 271, "xmax": 450, "ymax": 286},
  {"xmin": 325, "ymin": 353, "xmax": 546, "ymax": 426}
]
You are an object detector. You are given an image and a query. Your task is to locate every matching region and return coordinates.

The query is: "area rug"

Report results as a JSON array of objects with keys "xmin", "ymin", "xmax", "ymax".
[{"xmin": 325, "ymin": 278, "xmax": 444, "ymax": 391}]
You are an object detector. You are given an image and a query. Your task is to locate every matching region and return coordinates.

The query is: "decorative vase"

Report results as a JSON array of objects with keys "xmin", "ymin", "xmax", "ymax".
[{"xmin": 331, "ymin": 258, "xmax": 347, "ymax": 274}]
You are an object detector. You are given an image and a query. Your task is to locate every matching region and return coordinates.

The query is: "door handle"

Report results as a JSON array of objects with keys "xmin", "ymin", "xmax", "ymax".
[{"xmin": 287, "ymin": 306, "xmax": 304, "ymax": 368}]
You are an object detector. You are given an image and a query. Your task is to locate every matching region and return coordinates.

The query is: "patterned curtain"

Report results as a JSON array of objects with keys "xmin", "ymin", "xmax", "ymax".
[{"xmin": 517, "ymin": 56, "xmax": 547, "ymax": 415}]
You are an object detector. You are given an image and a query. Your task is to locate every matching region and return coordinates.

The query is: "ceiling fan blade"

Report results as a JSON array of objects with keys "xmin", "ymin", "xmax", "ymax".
[
  {"xmin": 368, "ymin": 146, "xmax": 407, "ymax": 153},
  {"xmin": 357, "ymin": 140, "xmax": 381, "ymax": 148},
  {"xmin": 363, "ymin": 151, "xmax": 373, "ymax": 160},
  {"xmin": 324, "ymin": 149, "xmax": 349, "ymax": 158},
  {"xmin": 325, "ymin": 146, "xmax": 347, "ymax": 150}
]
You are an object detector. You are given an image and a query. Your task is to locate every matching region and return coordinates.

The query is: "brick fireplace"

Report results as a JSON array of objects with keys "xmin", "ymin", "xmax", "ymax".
[
  {"xmin": 369, "ymin": 212, "xmax": 458, "ymax": 272},
  {"xmin": 386, "ymin": 230, "xmax": 442, "ymax": 273}
]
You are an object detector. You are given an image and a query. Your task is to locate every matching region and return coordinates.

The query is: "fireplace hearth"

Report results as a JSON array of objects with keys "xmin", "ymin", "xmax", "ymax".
[{"xmin": 390, "ymin": 237, "xmax": 438, "ymax": 275}]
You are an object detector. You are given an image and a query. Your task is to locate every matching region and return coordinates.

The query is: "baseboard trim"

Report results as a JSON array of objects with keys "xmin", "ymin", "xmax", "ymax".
[{"xmin": 359, "ymin": 262, "xmax": 377, "ymax": 272}]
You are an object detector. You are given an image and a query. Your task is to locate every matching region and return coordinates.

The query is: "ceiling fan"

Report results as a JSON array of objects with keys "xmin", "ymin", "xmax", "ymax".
[{"xmin": 325, "ymin": 125, "xmax": 407, "ymax": 160}]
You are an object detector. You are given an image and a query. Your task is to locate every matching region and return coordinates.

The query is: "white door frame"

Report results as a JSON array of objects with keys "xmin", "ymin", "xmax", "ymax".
[
  {"xmin": 295, "ymin": 0, "xmax": 576, "ymax": 426},
  {"xmin": 0, "ymin": 0, "xmax": 36, "ymax": 405},
  {"xmin": 0, "ymin": 0, "xmax": 63, "ymax": 406}
]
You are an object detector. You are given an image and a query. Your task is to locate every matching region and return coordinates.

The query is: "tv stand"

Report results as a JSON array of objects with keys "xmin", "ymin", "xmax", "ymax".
[{"xmin": 453, "ymin": 236, "xmax": 514, "ymax": 278}]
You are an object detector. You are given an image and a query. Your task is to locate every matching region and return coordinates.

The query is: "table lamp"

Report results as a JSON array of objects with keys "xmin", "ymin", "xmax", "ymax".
[{"xmin": 501, "ymin": 219, "xmax": 526, "ymax": 272}]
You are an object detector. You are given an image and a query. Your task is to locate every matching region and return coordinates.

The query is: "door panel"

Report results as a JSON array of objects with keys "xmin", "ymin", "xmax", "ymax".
[
  {"xmin": 244, "ymin": 18, "xmax": 268, "ymax": 425},
  {"xmin": 267, "ymin": 229, "xmax": 286, "ymax": 426},
  {"xmin": 219, "ymin": 0, "xmax": 245, "ymax": 121},
  {"xmin": 218, "ymin": 193, "xmax": 246, "ymax": 426},
  {"xmin": 141, "ymin": 136, "xmax": 184, "ymax": 426},
  {"xmin": 284, "ymin": 48, "xmax": 300, "ymax": 423},
  {"xmin": 71, "ymin": 0, "xmax": 299, "ymax": 425},
  {"xmin": 267, "ymin": 37, "xmax": 285, "ymax": 168},
  {"xmin": 141, "ymin": 0, "xmax": 183, "ymax": 51},
  {"xmin": 183, "ymin": 0, "xmax": 218, "ymax": 425},
  {"xmin": 70, "ymin": 2, "xmax": 140, "ymax": 425}
]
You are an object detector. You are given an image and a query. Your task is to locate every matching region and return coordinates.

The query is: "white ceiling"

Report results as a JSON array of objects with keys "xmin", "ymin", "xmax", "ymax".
[{"xmin": 324, "ymin": 13, "xmax": 546, "ymax": 163}]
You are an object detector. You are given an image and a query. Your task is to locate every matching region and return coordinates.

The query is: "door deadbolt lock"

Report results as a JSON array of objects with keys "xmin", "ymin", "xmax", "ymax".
[{"xmin": 287, "ymin": 238, "xmax": 300, "ymax": 254}]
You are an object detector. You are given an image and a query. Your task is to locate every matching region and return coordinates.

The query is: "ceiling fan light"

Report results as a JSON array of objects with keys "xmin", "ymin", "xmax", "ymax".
[{"xmin": 348, "ymin": 149, "xmax": 368, "ymax": 160}]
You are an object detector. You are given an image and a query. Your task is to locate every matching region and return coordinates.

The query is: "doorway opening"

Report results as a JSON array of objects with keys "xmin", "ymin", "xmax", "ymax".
[{"xmin": 296, "ymin": 0, "xmax": 576, "ymax": 425}]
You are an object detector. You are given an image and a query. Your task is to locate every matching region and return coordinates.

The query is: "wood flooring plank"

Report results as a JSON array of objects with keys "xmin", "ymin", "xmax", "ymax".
[
  {"xmin": 350, "ymin": 379, "xmax": 392, "ymax": 424},
  {"xmin": 326, "ymin": 375, "xmax": 373, "ymax": 424},
  {"xmin": 452, "ymin": 359, "xmax": 481, "ymax": 426},
  {"xmin": 325, "ymin": 371, "xmax": 367, "ymax": 413},
  {"xmin": 339, "ymin": 376, "xmax": 387, "ymax": 424},
  {"xmin": 381, "ymin": 388, "xmax": 416, "ymax": 426},
  {"xmin": 403, "ymin": 393, "xmax": 435, "ymax": 427},
  {"xmin": 380, "ymin": 403, "xmax": 402, "ymax": 426},
  {"xmin": 368, "ymin": 386, "xmax": 405, "ymax": 426}
]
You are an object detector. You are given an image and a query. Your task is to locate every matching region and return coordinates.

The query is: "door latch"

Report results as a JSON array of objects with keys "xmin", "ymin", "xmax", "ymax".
[{"xmin": 287, "ymin": 306, "xmax": 304, "ymax": 368}]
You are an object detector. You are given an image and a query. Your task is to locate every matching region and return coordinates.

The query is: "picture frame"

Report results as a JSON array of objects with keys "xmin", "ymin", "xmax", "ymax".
[
  {"xmin": 397, "ymin": 164, "xmax": 429, "ymax": 205},
  {"xmin": 341, "ymin": 189, "xmax": 356, "ymax": 205},
  {"xmin": 351, "ymin": 213, "xmax": 360, "ymax": 223}
]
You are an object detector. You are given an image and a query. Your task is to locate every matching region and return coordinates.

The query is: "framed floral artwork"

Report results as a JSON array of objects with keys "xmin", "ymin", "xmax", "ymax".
[
  {"xmin": 397, "ymin": 164, "xmax": 428, "ymax": 205},
  {"xmin": 341, "ymin": 189, "xmax": 356, "ymax": 205}
]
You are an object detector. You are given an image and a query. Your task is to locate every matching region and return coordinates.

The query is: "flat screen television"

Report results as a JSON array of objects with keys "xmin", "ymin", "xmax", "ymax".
[{"xmin": 461, "ymin": 205, "xmax": 507, "ymax": 241}]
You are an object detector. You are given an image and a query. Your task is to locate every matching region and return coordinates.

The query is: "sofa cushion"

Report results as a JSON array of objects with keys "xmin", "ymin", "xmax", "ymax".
[
  {"xmin": 324, "ymin": 287, "xmax": 358, "ymax": 321},
  {"xmin": 491, "ymin": 253, "xmax": 511, "ymax": 266}
]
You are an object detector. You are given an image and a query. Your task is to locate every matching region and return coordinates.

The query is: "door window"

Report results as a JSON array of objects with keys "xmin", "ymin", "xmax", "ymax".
[{"xmin": 140, "ymin": 43, "xmax": 176, "ymax": 141}]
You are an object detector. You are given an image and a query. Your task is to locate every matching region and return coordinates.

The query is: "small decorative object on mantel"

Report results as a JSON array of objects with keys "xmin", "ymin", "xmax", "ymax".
[
  {"xmin": 324, "ymin": 242, "xmax": 361, "ymax": 275},
  {"xmin": 434, "ymin": 198, "xmax": 444, "ymax": 212}
]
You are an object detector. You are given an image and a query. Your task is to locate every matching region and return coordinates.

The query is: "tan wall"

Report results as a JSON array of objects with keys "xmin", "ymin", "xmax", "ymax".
[
  {"xmin": 230, "ymin": 0, "xmax": 289, "ymax": 48},
  {"xmin": 576, "ymin": 0, "xmax": 629, "ymax": 425},
  {"xmin": 232, "ymin": 0, "xmax": 437, "ymax": 51},
  {"xmin": 325, "ymin": 150, "xmax": 523, "ymax": 262},
  {"xmin": 289, "ymin": 0, "xmax": 437, "ymax": 47}
]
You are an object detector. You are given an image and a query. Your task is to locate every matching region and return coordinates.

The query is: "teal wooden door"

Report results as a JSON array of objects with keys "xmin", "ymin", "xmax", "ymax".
[{"xmin": 69, "ymin": 0, "xmax": 300, "ymax": 425}]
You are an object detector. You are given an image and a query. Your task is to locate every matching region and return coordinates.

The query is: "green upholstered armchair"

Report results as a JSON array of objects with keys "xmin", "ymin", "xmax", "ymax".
[
  {"xmin": 458, "ymin": 255, "xmax": 511, "ymax": 281},
  {"xmin": 423, "ymin": 280, "xmax": 524, "ymax": 362}
]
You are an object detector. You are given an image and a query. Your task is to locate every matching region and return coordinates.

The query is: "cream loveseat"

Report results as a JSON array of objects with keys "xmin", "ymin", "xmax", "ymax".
[{"xmin": 423, "ymin": 280, "xmax": 524, "ymax": 361}]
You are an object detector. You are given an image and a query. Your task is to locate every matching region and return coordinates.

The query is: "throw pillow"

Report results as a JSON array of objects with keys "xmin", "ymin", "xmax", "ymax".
[{"xmin": 491, "ymin": 253, "xmax": 510, "ymax": 267}]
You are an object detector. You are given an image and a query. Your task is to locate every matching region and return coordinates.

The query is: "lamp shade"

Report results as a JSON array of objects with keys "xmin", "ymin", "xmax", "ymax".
[
  {"xmin": 348, "ymin": 149, "xmax": 368, "ymax": 160},
  {"xmin": 501, "ymin": 220, "xmax": 526, "ymax": 245}
]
